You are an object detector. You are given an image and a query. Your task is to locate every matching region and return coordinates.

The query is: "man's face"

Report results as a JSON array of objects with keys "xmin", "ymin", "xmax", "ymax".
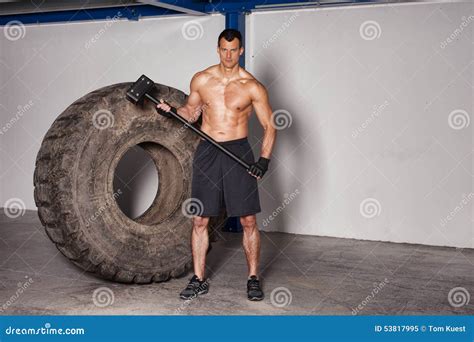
[{"xmin": 217, "ymin": 38, "xmax": 243, "ymax": 68}]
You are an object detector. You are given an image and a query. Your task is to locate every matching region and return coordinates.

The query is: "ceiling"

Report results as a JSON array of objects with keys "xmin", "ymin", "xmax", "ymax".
[{"xmin": 0, "ymin": 0, "xmax": 440, "ymax": 16}]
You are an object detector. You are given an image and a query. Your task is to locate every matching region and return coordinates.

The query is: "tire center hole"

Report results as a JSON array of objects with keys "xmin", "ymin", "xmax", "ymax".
[{"xmin": 113, "ymin": 145, "xmax": 159, "ymax": 220}]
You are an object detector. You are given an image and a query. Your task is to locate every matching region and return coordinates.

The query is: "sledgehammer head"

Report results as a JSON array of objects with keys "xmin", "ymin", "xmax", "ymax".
[{"xmin": 126, "ymin": 74, "xmax": 155, "ymax": 104}]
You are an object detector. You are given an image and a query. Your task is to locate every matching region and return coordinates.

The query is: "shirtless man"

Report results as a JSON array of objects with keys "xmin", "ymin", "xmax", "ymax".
[{"xmin": 156, "ymin": 29, "xmax": 276, "ymax": 301}]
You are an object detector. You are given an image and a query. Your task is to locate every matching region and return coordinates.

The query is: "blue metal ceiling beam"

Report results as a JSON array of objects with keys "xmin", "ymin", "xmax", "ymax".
[
  {"xmin": 225, "ymin": 11, "xmax": 246, "ymax": 68},
  {"xmin": 205, "ymin": 0, "xmax": 380, "ymax": 13},
  {"xmin": 207, "ymin": 0, "xmax": 308, "ymax": 12},
  {"xmin": 0, "ymin": 5, "xmax": 179, "ymax": 25},
  {"xmin": 137, "ymin": 0, "xmax": 207, "ymax": 15}
]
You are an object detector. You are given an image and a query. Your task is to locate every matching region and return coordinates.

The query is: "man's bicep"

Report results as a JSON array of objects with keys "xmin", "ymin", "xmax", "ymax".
[
  {"xmin": 186, "ymin": 89, "xmax": 202, "ymax": 108},
  {"xmin": 182, "ymin": 73, "xmax": 205, "ymax": 122},
  {"xmin": 186, "ymin": 73, "xmax": 203, "ymax": 107},
  {"xmin": 251, "ymin": 83, "xmax": 273, "ymax": 127}
]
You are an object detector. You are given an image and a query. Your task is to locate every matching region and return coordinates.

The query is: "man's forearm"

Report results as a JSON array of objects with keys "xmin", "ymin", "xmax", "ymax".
[
  {"xmin": 176, "ymin": 106, "xmax": 200, "ymax": 123},
  {"xmin": 260, "ymin": 126, "xmax": 276, "ymax": 159}
]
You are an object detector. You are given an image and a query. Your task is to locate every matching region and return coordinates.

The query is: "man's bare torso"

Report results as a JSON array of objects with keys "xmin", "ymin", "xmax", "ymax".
[{"xmin": 195, "ymin": 65, "xmax": 258, "ymax": 142}]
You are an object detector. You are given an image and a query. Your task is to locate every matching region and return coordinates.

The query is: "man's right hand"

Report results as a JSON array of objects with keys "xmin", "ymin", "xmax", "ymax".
[{"xmin": 156, "ymin": 99, "xmax": 175, "ymax": 118}]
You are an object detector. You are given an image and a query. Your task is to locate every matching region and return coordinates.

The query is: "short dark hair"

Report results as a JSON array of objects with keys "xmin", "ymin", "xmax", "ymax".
[{"xmin": 218, "ymin": 29, "xmax": 242, "ymax": 48}]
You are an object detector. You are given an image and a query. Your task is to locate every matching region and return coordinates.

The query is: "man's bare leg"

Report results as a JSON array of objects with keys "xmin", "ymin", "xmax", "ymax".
[
  {"xmin": 179, "ymin": 216, "xmax": 210, "ymax": 300},
  {"xmin": 240, "ymin": 214, "xmax": 260, "ymax": 277},
  {"xmin": 192, "ymin": 216, "xmax": 210, "ymax": 280},
  {"xmin": 241, "ymin": 214, "xmax": 264, "ymax": 300}
]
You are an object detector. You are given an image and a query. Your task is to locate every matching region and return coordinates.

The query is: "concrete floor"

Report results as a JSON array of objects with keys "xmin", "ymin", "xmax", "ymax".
[{"xmin": 0, "ymin": 210, "xmax": 473, "ymax": 315}]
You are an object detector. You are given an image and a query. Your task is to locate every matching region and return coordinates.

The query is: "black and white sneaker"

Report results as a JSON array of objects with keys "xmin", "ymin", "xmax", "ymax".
[
  {"xmin": 179, "ymin": 275, "xmax": 209, "ymax": 300},
  {"xmin": 247, "ymin": 275, "xmax": 264, "ymax": 301}
]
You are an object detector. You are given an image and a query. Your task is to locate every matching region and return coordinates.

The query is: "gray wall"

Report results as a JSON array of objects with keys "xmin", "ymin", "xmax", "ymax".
[{"xmin": 245, "ymin": 1, "xmax": 472, "ymax": 248}]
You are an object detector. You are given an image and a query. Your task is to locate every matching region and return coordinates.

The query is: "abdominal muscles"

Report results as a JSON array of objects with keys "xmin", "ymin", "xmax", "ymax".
[{"xmin": 201, "ymin": 109, "xmax": 249, "ymax": 142}]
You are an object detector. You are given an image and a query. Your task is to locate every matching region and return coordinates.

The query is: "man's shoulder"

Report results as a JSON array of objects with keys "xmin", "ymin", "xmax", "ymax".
[
  {"xmin": 192, "ymin": 66, "xmax": 215, "ymax": 84},
  {"xmin": 239, "ymin": 75, "xmax": 267, "ymax": 102},
  {"xmin": 238, "ymin": 69, "xmax": 263, "ymax": 87},
  {"xmin": 241, "ymin": 75, "xmax": 266, "ymax": 97}
]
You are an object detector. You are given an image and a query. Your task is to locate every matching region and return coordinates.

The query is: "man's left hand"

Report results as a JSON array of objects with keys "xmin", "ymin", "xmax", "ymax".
[{"xmin": 247, "ymin": 157, "xmax": 270, "ymax": 179}]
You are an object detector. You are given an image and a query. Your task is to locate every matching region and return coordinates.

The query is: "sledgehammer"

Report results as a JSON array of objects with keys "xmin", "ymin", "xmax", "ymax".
[{"xmin": 126, "ymin": 74, "xmax": 250, "ymax": 170}]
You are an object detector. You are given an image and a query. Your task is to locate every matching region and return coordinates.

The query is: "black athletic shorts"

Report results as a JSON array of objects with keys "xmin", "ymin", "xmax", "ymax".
[{"xmin": 191, "ymin": 137, "xmax": 261, "ymax": 217}]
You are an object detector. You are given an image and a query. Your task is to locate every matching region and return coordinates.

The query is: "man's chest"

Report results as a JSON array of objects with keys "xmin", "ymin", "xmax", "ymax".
[{"xmin": 200, "ymin": 81, "xmax": 252, "ymax": 112}]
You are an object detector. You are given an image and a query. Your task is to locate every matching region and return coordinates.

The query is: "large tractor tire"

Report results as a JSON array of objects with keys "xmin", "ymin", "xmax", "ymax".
[{"xmin": 33, "ymin": 82, "xmax": 226, "ymax": 284}]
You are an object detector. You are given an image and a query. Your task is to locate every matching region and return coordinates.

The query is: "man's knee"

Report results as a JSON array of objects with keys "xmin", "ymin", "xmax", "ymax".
[
  {"xmin": 192, "ymin": 216, "xmax": 209, "ymax": 233},
  {"xmin": 240, "ymin": 215, "xmax": 257, "ymax": 231}
]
